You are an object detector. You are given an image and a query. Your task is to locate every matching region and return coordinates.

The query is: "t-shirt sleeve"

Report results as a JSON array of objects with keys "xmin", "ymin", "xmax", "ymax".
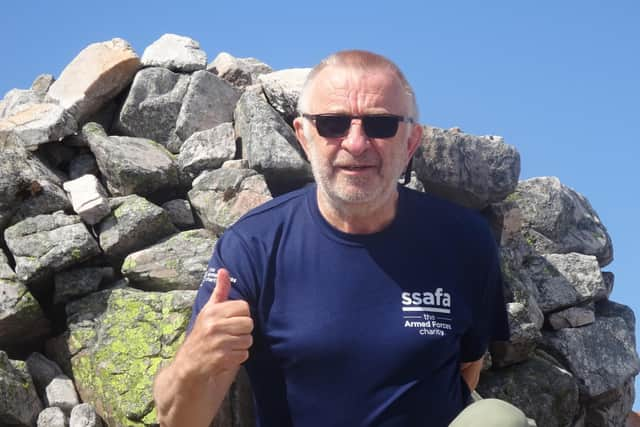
[
  {"xmin": 186, "ymin": 228, "xmax": 259, "ymax": 334},
  {"xmin": 459, "ymin": 236, "xmax": 510, "ymax": 363}
]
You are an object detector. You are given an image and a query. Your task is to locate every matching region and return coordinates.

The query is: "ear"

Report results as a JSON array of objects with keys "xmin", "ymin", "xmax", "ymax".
[
  {"xmin": 406, "ymin": 123, "xmax": 423, "ymax": 162},
  {"xmin": 293, "ymin": 116, "xmax": 312, "ymax": 159}
]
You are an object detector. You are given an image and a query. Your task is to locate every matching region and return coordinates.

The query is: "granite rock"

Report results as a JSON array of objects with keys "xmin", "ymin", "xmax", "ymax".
[
  {"xmin": 141, "ymin": 33, "xmax": 207, "ymax": 73},
  {"xmin": 177, "ymin": 122, "xmax": 236, "ymax": 184},
  {"xmin": 258, "ymin": 68, "xmax": 310, "ymax": 121},
  {"xmin": 0, "ymin": 351, "xmax": 43, "ymax": 427},
  {"xmin": 208, "ymin": 52, "xmax": 272, "ymax": 87}
]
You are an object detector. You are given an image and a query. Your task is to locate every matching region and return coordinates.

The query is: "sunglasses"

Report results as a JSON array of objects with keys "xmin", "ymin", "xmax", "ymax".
[{"xmin": 302, "ymin": 113, "xmax": 414, "ymax": 139}]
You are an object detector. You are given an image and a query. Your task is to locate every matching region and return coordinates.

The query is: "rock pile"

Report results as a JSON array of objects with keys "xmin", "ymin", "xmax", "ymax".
[{"xmin": 0, "ymin": 34, "xmax": 637, "ymax": 427}]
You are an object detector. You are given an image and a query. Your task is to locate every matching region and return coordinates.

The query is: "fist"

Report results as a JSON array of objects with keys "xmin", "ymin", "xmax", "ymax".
[{"xmin": 179, "ymin": 268, "xmax": 254, "ymax": 379}]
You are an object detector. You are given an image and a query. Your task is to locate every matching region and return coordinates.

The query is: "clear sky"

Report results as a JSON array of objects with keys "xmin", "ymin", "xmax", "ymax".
[{"xmin": 2, "ymin": 0, "xmax": 639, "ymax": 410}]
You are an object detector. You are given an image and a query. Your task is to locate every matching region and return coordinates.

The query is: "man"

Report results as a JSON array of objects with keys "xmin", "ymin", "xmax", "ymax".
[{"xmin": 153, "ymin": 50, "xmax": 528, "ymax": 426}]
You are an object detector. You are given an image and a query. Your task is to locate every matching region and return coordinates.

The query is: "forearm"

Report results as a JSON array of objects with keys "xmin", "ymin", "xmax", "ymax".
[
  {"xmin": 460, "ymin": 358, "xmax": 483, "ymax": 392},
  {"xmin": 154, "ymin": 359, "xmax": 238, "ymax": 427}
]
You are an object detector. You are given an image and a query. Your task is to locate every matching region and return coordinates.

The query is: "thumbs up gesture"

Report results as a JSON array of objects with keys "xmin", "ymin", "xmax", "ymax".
[{"xmin": 176, "ymin": 268, "xmax": 254, "ymax": 380}]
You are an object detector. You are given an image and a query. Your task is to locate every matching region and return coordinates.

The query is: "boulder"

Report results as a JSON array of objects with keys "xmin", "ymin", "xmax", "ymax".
[
  {"xmin": 161, "ymin": 199, "xmax": 195, "ymax": 228},
  {"xmin": 174, "ymin": 70, "xmax": 241, "ymax": 150},
  {"xmin": 0, "ymin": 248, "xmax": 14, "ymax": 280},
  {"xmin": 0, "ymin": 74, "xmax": 53, "ymax": 120},
  {"xmin": 113, "ymin": 67, "xmax": 190, "ymax": 150},
  {"xmin": 510, "ymin": 176, "xmax": 613, "ymax": 266},
  {"xmin": 234, "ymin": 88, "xmax": 312, "ymax": 192},
  {"xmin": 0, "ymin": 350, "xmax": 43, "ymax": 427},
  {"xmin": 10, "ymin": 179, "xmax": 71, "ymax": 226},
  {"xmin": 121, "ymin": 229, "xmax": 217, "ymax": 291},
  {"xmin": 208, "ymin": 52, "xmax": 272, "ymax": 87},
  {"xmin": 548, "ymin": 305, "xmax": 595, "ymax": 330},
  {"xmin": 65, "ymin": 287, "xmax": 196, "ymax": 426},
  {"xmin": 46, "ymin": 38, "xmax": 140, "ymax": 123},
  {"xmin": 37, "ymin": 406, "xmax": 67, "ymax": 427},
  {"xmin": 188, "ymin": 168, "xmax": 272, "ymax": 234},
  {"xmin": 177, "ymin": 122, "xmax": 236, "ymax": 184},
  {"xmin": 68, "ymin": 152, "xmax": 98, "ymax": 180},
  {"xmin": 586, "ymin": 376, "xmax": 635, "ymax": 427},
  {"xmin": 97, "ymin": 195, "xmax": 177, "ymax": 260},
  {"xmin": 412, "ymin": 126, "xmax": 520, "ymax": 210},
  {"xmin": 478, "ymin": 350, "xmax": 580, "ymax": 427},
  {"xmin": 53, "ymin": 267, "xmax": 113, "ymax": 304},
  {"xmin": 141, "ymin": 33, "xmax": 207, "ymax": 72},
  {"xmin": 542, "ymin": 300, "xmax": 640, "ymax": 400},
  {"xmin": 522, "ymin": 252, "xmax": 607, "ymax": 313},
  {"xmin": 45, "ymin": 375, "xmax": 79, "ymax": 413},
  {"xmin": 0, "ymin": 103, "xmax": 77, "ymax": 150},
  {"xmin": 26, "ymin": 352, "xmax": 65, "ymax": 399},
  {"xmin": 4, "ymin": 211, "xmax": 100, "ymax": 284},
  {"xmin": 31, "ymin": 74, "xmax": 55, "ymax": 96},
  {"xmin": 70, "ymin": 403, "xmax": 102, "ymax": 427},
  {"xmin": 0, "ymin": 140, "xmax": 35, "ymax": 229},
  {"xmin": 83, "ymin": 122, "xmax": 179, "ymax": 198},
  {"xmin": 63, "ymin": 174, "xmax": 110, "ymax": 225},
  {"xmin": 258, "ymin": 68, "xmax": 310, "ymax": 121}
]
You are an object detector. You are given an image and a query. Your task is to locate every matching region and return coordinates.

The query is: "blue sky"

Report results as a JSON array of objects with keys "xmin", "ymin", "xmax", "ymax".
[{"xmin": 3, "ymin": 0, "xmax": 639, "ymax": 409}]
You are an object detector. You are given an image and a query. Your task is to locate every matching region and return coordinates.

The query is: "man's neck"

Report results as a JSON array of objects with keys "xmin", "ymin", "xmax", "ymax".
[{"xmin": 316, "ymin": 189, "xmax": 399, "ymax": 235}]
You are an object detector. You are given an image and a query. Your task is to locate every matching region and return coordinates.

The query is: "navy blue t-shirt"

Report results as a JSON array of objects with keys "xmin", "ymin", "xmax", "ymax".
[{"xmin": 188, "ymin": 184, "xmax": 509, "ymax": 427}]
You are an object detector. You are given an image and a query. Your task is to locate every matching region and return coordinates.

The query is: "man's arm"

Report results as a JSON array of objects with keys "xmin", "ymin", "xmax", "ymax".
[
  {"xmin": 153, "ymin": 269, "xmax": 253, "ymax": 427},
  {"xmin": 460, "ymin": 357, "xmax": 484, "ymax": 392}
]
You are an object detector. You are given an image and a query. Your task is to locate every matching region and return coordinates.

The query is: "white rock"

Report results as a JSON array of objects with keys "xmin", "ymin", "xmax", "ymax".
[
  {"xmin": 141, "ymin": 33, "xmax": 207, "ymax": 72},
  {"xmin": 63, "ymin": 174, "xmax": 110, "ymax": 225},
  {"xmin": 45, "ymin": 375, "xmax": 79, "ymax": 413}
]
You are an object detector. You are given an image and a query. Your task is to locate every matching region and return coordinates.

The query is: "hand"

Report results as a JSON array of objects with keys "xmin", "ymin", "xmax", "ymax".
[{"xmin": 177, "ymin": 268, "xmax": 254, "ymax": 381}]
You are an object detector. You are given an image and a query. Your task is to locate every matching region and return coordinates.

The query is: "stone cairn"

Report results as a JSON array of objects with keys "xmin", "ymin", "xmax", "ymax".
[{"xmin": 0, "ymin": 34, "xmax": 637, "ymax": 427}]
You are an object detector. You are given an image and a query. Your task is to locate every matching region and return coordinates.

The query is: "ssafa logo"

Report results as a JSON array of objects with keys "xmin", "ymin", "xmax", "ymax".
[
  {"xmin": 401, "ymin": 289, "xmax": 453, "ymax": 336},
  {"xmin": 201, "ymin": 267, "xmax": 238, "ymax": 287}
]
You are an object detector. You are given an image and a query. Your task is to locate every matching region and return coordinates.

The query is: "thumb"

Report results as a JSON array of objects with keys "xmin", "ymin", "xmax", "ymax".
[{"xmin": 210, "ymin": 268, "xmax": 232, "ymax": 304}]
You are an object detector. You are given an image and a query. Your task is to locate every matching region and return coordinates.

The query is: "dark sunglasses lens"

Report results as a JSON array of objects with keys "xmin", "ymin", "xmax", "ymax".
[
  {"xmin": 363, "ymin": 116, "xmax": 400, "ymax": 138},
  {"xmin": 316, "ymin": 116, "xmax": 351, "ymax": 137}
]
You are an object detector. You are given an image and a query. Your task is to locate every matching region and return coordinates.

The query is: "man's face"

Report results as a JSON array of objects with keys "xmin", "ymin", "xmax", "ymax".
[{"xmin": 294, "ymin": 66, "xmax": 422, "ymax": 213}]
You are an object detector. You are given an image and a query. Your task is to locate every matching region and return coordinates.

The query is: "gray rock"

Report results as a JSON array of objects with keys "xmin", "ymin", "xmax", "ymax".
[
  {"xmin": 174, "ymin": 70, "xmax": 241, "ymax": 150},
  {"xmin": 585, "ymin": 376, "xmax": 634, "ymax": 427},
  {"xmin": 0, "ymin": 103, "xmax": 78, "ymax": 150},
  {"xmin": 54, "ymin": 267, "xmax": 113, "ymax": 304},
  {"xmin": 37, "ymin": 406, "xmax": 67, "ymax": 427},
  {"xmin": 97, "ymin": 195, "xmax": 177, "ymax": 260},
  {"xmin": 258, "ymin": 68, "xmax": 311, "ymax": 120},
  {"xmin": 548, "ymin": 305, "xmax": 595, "ymax": 330},
  {"xmin": 69, "ymin": 404, "xmax": 102, "ymax": 427},
  {"xmin": 412, "ymin": 126, "xmax": 520, "ymax": 210},
  {"xmin": 0, "ymin": 87, "xmax": 44, "ymax": 119},
  {"xmin": 114, "ymin": 67, "xmax": 190, "ymax": 150},
  {"xmin": 0, "ymin": 248, "xmax": 14, "ymax": 280},
  {"xmin": 31, "ymin": 74, "xmax": 55, "ymax": 96},
  {"xmin": 0, "ymin": 351, "xmax": 43, "ymax": 426},
  {"xmin": 63, "ymin": 174, "xmax": 110, "ymax": 225},
  {"xmin": 83, "ymin": 122, "xmax": 179, "ymax": 198},
  {"xmin": 404, "ymin": 171, "xmax": 425, "ymax": 192},
  {"xmin": 37, "ymin": 142, "xmax": 75, "ymax": 169},
  {"xmin": 234, "ymin": 88, "xmax": 312, "ymax": 192},
  {"xmin": 44, "ymin": 333, "xmax": 73, "ymax": 379},
  {"xmin": 141, "ymin": 33, "xmax": 207, "ymax": 72},
  {"xmin": 542, "ymin": 300, "xmax": 640, "ymax": 399},
  {"xmin": 122, "ymin": 229, "xmax": 217, "ymax": 291},
  {"xmin": 602, "ymin": 271, "xmax": 614, "ymax": 298},
  {"xmin": 0, "ymin": 278, "xmax": 51, "ymax": 352},
  {"xmin": 161, "ymin": 199, "xmax": 195, "ymax": 228},
  {"xmin": 10, "ymin": 179, "xmax": 72, "ymax": 225},
  {"xmin": 4, "ymin": 211, "xmax": 101, "ymax": 284},
  {"xmin": 177, "ymin": 122, "xmax": 236, "ymax": 184},
  {"xmin": 492, "ymin": 297, "xmax": 543, "ymax": 368},
  {"xmin": 221, "ymin": 159, "xmax": 249, "ymax": 169},
  {"xmin": 511, "ymin": 176, "xmax": 613, "ymax": 266},
  {"xmin": 45, "ymin": 375, "xmax": 79, "ymax": 413},
  {"xmin": 208, "ymin": 52, "xmax": 272, "ymax": 87},
  {"xmin": 477, "ymin": 350, "xmax": 580, "ymax": 427},
  {"xmin": 523, "ymin": 252, "xmax": 607, "ymax": 313},
  {"xmin": 0, "ymin": 140, "xmax": 36, "ymax": 229},
  {"xmin": 46, "ymin": 38, "xmax": 141, "ymax": 123},
  {"xmin": 26, "ymin": 352, "xmax": 65, "ymax": 399},
  {"xmin": 68, "ymin": 153, "xmax": 98, "ymax": 180},
  {"xmin": 188, "ymin": 168, "xmax": 272, "ymax": 234}
]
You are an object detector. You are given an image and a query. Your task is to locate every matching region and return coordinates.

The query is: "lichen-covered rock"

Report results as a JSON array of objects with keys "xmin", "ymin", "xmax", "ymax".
[
  {"xmin": 97, "ymin": 195, "xmax": 177, "ymax": 260},
  {"xmin": 478, "ymin": 350, "xmax": 580, "ymax": 427},
  {"xmin": 174, "ymin": 70, "xmax": 240, "ymax": 149},
  {"xmin": 4, "ymin": 211, "xmax": 101, "ymax": 284},
  {"xmin": 258, "ymin": 68, "xmax": 310, "ymax": 121},
  {"xmin": 510, "ymin": 176, "xmax": 613, "ymax": 266},
  {"xmin": 83, "ymin": 122, "xmax": 179, "ymax": 198},
  {"xmin": 177, "ymin": 121, "xmax": 237, "ymax": 184},
  {"xmin": 208, "ymin": 52, "xmax": 272, "ymax": 87},
  {"xmin": 161, "ymin": 199, "xmax": 195, "ymax": 229},
  {"xmin": 523, "ymin": 252, "xmax": 607, "ymax": 313},
  {"xmin": 65, "ymin": 287, "xmax": 196, "ymax": 427},
  {"xmin": 46, "ymin": 38, "xmax": 141, "ymax": 123},
  {"xmin": 234, "ymin": 88, "xmax": 312, "ymax": 192},
  {"xmin": 0, "ymin": 350, "xmax": 44, "ymax": 426},
  {"xmin": 141, "ymin": 34, "xmax": 207, "ymax": 73},
  {"xmin": 188, "ymin": 168, "xmax": 272, "ymax": 234},
  {"xmin": 70, "ymin": 403, "xmax": 102, "ymax": 427},
  {"xmin": 412, "ymin": 126, "xmax": 520, "ymax": 210},
  {"xmin": 0, "ymin": 103, "xmax": 77, "ymax": 151},
  {"xmin": 542, "ymin": 300, "xmax": 640, "ymax": 399},
  {"xmin": 114, "ymin": 67, "xmax": 190, "ymax": 150},
  {"xmin": 122, "ymin": 229, "xmax": 216, "ymax": 291}
]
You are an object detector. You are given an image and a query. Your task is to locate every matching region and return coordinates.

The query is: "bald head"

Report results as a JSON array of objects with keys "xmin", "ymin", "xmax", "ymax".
[{"xmin": 297, "ymin": 50, "xmax": 419, "ymax": 121}]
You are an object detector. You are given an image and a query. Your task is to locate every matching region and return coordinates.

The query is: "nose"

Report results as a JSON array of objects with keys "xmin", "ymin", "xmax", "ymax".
[{"xmin": 340, "ymin": 119, "xmax": 369, "ymax": 156}]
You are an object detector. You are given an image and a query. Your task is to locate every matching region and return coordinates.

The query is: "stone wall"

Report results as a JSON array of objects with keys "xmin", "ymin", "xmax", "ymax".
[{"xmin": 0, "ymin": 34, "xmax": 637, "ymax": 427}]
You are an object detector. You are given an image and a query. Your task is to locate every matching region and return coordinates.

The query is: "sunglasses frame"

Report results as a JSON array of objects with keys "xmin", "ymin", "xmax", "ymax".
[{"xmin": 302, "ymin": 113, "xmax": 415, "ymax": 139}]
